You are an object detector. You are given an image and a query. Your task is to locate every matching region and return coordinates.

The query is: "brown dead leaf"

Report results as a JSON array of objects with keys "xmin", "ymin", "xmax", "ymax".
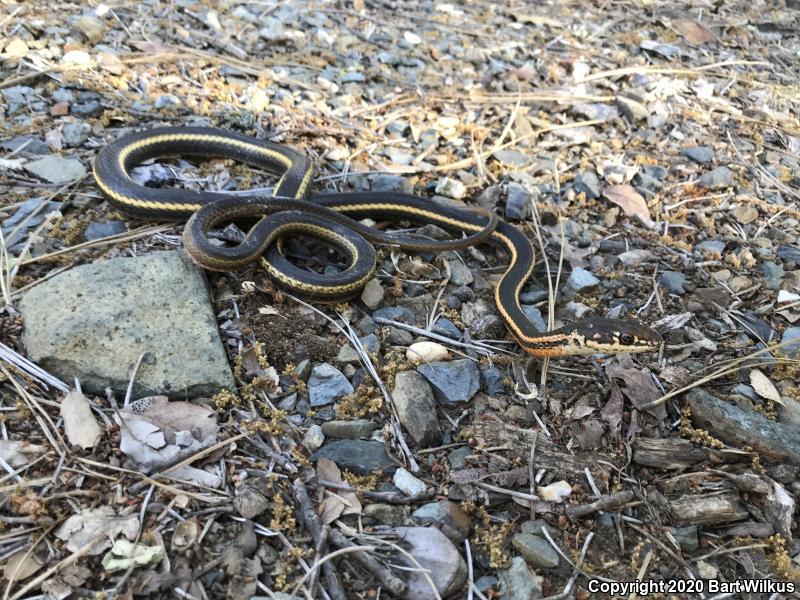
[
  {"xmin": 4, "ymin": 550, "xmax": 44, "ymax": 582},
  {"xmin": 605, "ymin": 354, "xmax": 667, "ymax": 421},
  {"xmin": 604, "ymin": 185, "xmax": 655, "ymax": 228},
  {"xmin": 601, "ymin": 383, "xmax": 624, "ymax": 441},
  {"xmin": 672, "ymin": 17, "xmax": 716, "ymax": 45},
  {"xmin": 60, "ymin": 390, "xmax": 102, "ymax": 450},
  {"xmin": 317, "ymin": 458, "xmax": 361, "ymax": 525}
]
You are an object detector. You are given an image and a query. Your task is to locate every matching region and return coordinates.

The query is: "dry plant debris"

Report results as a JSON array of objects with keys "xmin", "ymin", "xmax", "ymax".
[{"xmin": 1, "ymin": 0, "xmax": 800, "ymax": 598}]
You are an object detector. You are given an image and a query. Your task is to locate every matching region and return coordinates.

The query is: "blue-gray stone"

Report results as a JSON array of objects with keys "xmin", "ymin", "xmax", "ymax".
[
  {"xmin": 342, "ymin": 70, "xmax": 366, "ymax": 83},
  {"xmin": 385, "ymin": 147, "xmax": 414, "ymax": 166},
  {"xmin": 411, "ymin": 500, "xmax": 470, "ymax": 543},
  {"xmin": 2, "ymin": 86, "xmax": 36, "ymax": 114},
  {"xmin": 696, "ymin": 240, "xmax": 726, "ymax": 255},
  {"xmin": 448, "ymin": 446, "xmax": 472, "ymax": 470},
  {"xmin": 62, "ymin": 121, "xmax": 92, "ymax": 147},
  {"xmin": 476, "ymin": 576, "xmax": 499, "ymax": 594},
  {"xmin": 24, "ymin": 155, "xmax": 86, "ymax": 184},
  {"xmin": 417, "ymin": 359, "xmax": 480, "ymax": 406},
  {"xmin": 493, "ymin": 150, "xmax": 531, "ymax": 168},
  {"xmin": 520, "ymin": 285, "xmax": 547, "ymax": 304},
  {"xmin": 481, "ymin": 365, "xmax": 505, "ymax": 395},
  {"xmin": 573, "ymin": 171, "xmax": 602, "ymax": 199},
  {"xmin": 130, "ymin": 163, "xmax": 174, "ymax": 188},
  {"xmin": 521, "ymin": 305, "xmax": 547, "ymax": 332},
  {"xmin": 761, "ymin": 261, "xmax": 784, "ymax": 289},
  {"xmin": 377, "ymin": 51, "xmax": 400, "ymax": 65},
  {"xmin": 155, "ymin": 94, "xmax": 181, "ymax": 109},
  {"xmin": 498, "ymin": 557, "xmax": 543, "ymax": 600},
  {"xmin": 432, "ymin": 318, "xmax": 462, "ymax": 339},
  {"xmin": 71, "ymin": 101, "xmax": 102, "ymax": 118},
  {"xmin": 681, "ymin": 146, "xmax": 714, "ymax": 164},
  {"xmin": 312, "ymin": 440, "xmax": 393, "ymax": 475},
  {"xmin": 308, "ymin": 363, "xmax": 354, "ymax": 407},
  {"xmin": 659, "ymin": 271, "xmax": 686, "ymax": 295},
  {"xmin": 566, "ymin": 268, "xmax": 600, "ymax": 293},
  {"xmin": 698, "ymin": 166, "xmax": 733, "ymax": 190},
  {"xmin": 512, "ymin": 533, "xmax": 560, "ymax": 568},
  {"xmin": 471, "ymin": 314, "xmax": 504, "ymax": 338},
  {"xmin": 643, "ymin": 165, "xmax": 668, "ymax": 180},
  {"xmin": 0, "ymin": 135, "xmax": 49, "ymax": 154},
  {"xmin": 370, "ymin": 174, "xmax": 413, "ymax": 194},
  {"xmin": 374, "ymin": 306, "xmax": 415, "ymax": 324},
  {"xmin": 731, "ymin": 384, "xmax": 758, "ymax": 400},
  {"xmin": 84, "ymin": 221, "xmax": 127, "ymax": 241},
  {"xmin": 781, "ymin": 327, "xmax": 800, "ymax": 356},
  {"xmin": 505, "ymin": 183, "xmax": 531, "ymax": 220},
  {"xmin": 777, "ymin": 245, "xmax": 800, "ymax": 264},
  {"xmin": 572, "ymin": 103, "xmax": 618, "ymax": 121},
  {"xmin": 51, "ymin": 88, "xmax": 74, "ymax": 103}
]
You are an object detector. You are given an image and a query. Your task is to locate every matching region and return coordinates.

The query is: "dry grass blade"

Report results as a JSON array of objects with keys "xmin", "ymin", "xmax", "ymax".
[
  {"xmin": 0, "ymin": 341, "xmax": 68, "ymax": 392},
  {"xmin": 641, "ymin": 338, "xmax": 800, "ymax": 410},
  {"xmin": 574, "ymin": 59, "xmax": 770, "ymax": 83},
  {"xmin": 18, "ymin": 224, "xmax": 172, "ymax": 267}
]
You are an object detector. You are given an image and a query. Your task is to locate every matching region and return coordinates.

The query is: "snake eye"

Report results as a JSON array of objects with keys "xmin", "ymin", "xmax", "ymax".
[{"xmin": 620, "ymin": 333, "xmax": 635, "ymax": 345}]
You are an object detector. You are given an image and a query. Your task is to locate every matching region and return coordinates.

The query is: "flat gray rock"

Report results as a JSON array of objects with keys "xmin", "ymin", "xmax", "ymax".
[
  {"xmin": 394, "ymin": 527, "xmax": 467, "ymax": 599},
  {"xmin": 312, "ymin": 439, "xmax": 393, "ymax": 475},
  {"xmin": 20, "ymin": 251, "xmax": 234, "ymax": 398},
  {"xmin": 417, "ymin": 359, "xmax": 480, "ymax": 406},
  {"xmin": 24, "ymin": 155, "xmax": 86, "ymax": 184}
]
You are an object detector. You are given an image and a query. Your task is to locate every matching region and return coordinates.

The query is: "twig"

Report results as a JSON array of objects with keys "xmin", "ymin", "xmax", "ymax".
[
  {"xmin": 293, "ymin": 479, "xmax": 347, "ymax": 600},
  {"xmin": 565, "ymin": 490, "xmax": 635, "ymax": 520},
  {"xmin": 328, "ymin": 530, "xmax": 406, "ymax": 595},
  {"xmin": 373, "ymin": 317, "xmax": 511, "ymax": 355},
  {"xmin": 289, "ymin": 546, "xmax": 375, "ymax": 598},
  {"xmin": 540, "ymin": 532, "xmax": 595, "ymax": 600}
]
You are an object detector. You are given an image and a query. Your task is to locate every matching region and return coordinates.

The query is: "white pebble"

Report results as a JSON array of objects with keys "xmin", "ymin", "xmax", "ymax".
[
  {"xmin": 393, "ymin": 467, "xmax": 427, "ymax": 496},
  {"xmin": 538, "ymin": 480, "xmax": 572, "ymax": 503},
  {"xmin": 406, "ymin": 341, "xmax": 450, "ymax": 365}
]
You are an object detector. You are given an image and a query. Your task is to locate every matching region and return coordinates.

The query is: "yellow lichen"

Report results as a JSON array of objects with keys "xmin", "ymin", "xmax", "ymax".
[{"xmin": 680, "ymin": 405, "xmax": 724, "ymax": 449}]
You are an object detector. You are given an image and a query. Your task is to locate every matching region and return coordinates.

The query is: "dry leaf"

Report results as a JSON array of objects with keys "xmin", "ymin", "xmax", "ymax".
[
  {"xmin": 55, "ymin": 506, "xmax": 139, "ymax": 555},
  {"xmin": 605, "ymin": 354, "xmax": 667, "ymax": 421},
  {"xmin": 102, "ymin": 540, "xmax": 165, "ymax": 572},
  {"xmin": 116, "ymin": 396, "xmax": 218, "ymax": 472},
  {"xmin": 672, "ymin": 17, "xmax": 716, "ymax": 45},
  {"xmin": 0, "ymin": 440, "xmax": 46, "ymax": 467},
  {"xmin": 601, "ymin": 384, "xmax": 624, "ymax": 441},
  {"xmin": 317, "ymin": 458, "xmax": 361, "ymax": 524},
  {"xmin": 4, "ymin": 551, "xmax": 44, "ymax": 582},
  {"xmin": 604, "ymin": 185, "xmax": 655, "ymax": 228},
  {"xmin": 60, "ymin": 391, "xmax": 102, "ymax": 450},
  {"xmin": 749, "ymin": 369, "xmax": 784, "ymax": 405}
]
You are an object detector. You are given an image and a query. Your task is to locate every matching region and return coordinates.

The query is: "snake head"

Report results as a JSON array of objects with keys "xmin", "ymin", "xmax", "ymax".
[{"xmin": 566, "ymin": 317, "xmax": 663, "ymax": 355}]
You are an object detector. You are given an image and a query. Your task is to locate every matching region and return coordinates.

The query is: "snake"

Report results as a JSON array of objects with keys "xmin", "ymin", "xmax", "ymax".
[{"xmin": 93, "ymin": 126, "xmax": 662, "ymax": 357}]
